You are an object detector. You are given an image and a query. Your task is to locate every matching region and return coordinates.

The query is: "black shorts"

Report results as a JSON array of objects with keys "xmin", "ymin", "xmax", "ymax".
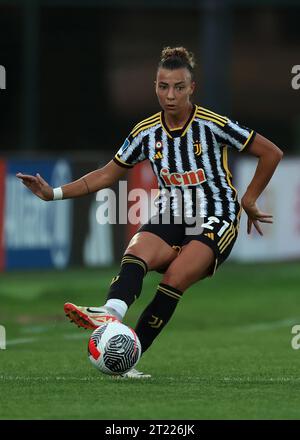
[{"xmin": 137, "ymin": 213, "xmax": 241, "ymax": 275}]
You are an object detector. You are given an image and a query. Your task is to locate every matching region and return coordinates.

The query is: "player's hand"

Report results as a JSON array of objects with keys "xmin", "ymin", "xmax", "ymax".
[
  {"xmin": 241, "ymin": 197, "xmax": 273, "ymax": 236},
  {"xmin": 16, "ymin": 173, "xmax": 54, "ymax": 201}
]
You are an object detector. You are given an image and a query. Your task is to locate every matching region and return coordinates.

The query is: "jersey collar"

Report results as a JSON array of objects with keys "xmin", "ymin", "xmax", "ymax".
[{"xmin": 160, "ymin": 104, "xmax": 197, "ymax": 138}]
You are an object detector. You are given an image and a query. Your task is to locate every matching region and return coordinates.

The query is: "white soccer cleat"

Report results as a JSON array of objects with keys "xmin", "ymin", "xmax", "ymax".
[
  {"xmin": 116, "ymin": 368, "xmax": 152, "ymax": 379},
  {"xmin": 64, "ymin": 303, "xmax": 120, "ymax": 330}
]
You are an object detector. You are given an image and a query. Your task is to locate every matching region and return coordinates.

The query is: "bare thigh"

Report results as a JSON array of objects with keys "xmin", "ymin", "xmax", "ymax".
[
  {"xmin": 161, "ymin": 240, "xmax": 215, "ymax": 291},
  {"xmin": 125, "ymin": 231, "xmax": 178, "ymax": 271}
]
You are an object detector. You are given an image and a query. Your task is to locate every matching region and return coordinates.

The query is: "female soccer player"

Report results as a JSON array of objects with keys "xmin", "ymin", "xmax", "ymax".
[{"xmin": 17, "ymin": 47, "xmax": 283, "ymax": 378}]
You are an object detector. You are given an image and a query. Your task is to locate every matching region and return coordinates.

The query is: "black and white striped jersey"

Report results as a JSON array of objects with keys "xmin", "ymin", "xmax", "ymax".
[{"xmin": 113, "ymin": 104, "xmax": 255, "ymax": 220}]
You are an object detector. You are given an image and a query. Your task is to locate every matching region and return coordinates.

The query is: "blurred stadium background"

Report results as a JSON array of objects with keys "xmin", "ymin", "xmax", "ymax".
[
  {"xmin": 0, "ymin": 0, "xmax": 300, "ymax": 420},
  {"xmin": 1, "ymin": 0, "xmax": 300, "ymax": 270}
]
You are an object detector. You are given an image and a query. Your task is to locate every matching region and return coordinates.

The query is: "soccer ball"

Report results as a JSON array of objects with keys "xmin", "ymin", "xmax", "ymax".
[{"xmin": 88, "ymin": 322, "xmax": 142, "ymax": 375}]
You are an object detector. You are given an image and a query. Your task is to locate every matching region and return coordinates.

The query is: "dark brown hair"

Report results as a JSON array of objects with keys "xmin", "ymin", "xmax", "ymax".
[{"xmin": 158, "ymin": 46, "xmax": 196, "ymax": 78}]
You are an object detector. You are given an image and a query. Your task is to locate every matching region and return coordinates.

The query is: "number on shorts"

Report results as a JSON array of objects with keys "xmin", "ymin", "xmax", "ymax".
[{"xmin": 201, "ymin": 216, "xmax": 230, "ymax": 237}]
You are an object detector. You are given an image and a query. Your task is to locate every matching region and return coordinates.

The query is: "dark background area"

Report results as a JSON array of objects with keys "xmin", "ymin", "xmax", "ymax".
[{"xmin": 0, "ymin": 0, "xmax": 300, "ymax": 155}]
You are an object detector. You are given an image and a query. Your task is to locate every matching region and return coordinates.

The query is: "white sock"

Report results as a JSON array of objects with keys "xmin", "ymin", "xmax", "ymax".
[{"xmin": 104, "ymin": 299, "xmax": 128, "ymax": 320}]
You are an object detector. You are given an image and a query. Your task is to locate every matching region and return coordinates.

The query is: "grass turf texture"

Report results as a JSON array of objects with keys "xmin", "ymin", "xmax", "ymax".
[{"xmin": 0, "ymin": 262, "xmax": 300, "ymax": 420}]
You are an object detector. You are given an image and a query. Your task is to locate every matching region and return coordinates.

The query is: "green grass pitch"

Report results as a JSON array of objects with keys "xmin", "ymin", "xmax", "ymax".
[{"xmin": 0, "ymin": 262, "xmax": 300, "ymax": 420}]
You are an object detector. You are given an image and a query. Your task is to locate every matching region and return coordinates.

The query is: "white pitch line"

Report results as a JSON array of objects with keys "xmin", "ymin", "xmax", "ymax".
[
  {"xmin": 5, "ymin": 317, "xmax": 300, "ymax": 347},
  {"xmin": 238, "ymin": 317, "xmax": 300, "ymax": 332},
  {"xmin": 0, "ymin": 375, "xmax": 299, "ymax": 384},
  {"xmin": 0, "ymin": 375, "xmax": 102, "ymax": 382},
  {"xmin": 6, "ymin": 337, "xmax": 39, "ymax": 346},
  {"xmin": 5, "ymin": 332, "xmax": 89, "ymax": 347}
]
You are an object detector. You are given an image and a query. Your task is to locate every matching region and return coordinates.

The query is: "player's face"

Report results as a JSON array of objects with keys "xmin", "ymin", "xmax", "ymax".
[{"xmin": 155, "ymin": 67, "xmax": 195, "ymax": 116}]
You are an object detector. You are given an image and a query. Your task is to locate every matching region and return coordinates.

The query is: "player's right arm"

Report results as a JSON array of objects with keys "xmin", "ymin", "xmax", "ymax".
[{"xmin": 16, "ymin": 160, "xmax": 127, "ymax": 201}]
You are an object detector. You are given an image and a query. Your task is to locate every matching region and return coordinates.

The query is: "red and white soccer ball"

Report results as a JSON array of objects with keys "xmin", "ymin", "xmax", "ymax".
[{"xmin": 88, "ymin": 322, "xmax": 142, "ymax": 375}]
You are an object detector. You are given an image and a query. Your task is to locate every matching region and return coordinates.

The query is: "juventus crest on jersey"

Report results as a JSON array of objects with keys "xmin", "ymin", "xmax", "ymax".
[{"xmin": 113, "ymin": 105, "xmax": 255, "ymax": 221}]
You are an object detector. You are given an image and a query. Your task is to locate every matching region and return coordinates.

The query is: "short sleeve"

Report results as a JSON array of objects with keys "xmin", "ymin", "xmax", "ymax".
[
  {"xmin": 113, "ymin": 132, "xmax": 146, "ymax": 169},
  {"xmin": 223, "ymin": 119, "xmax": 256, "ymax": 152}
]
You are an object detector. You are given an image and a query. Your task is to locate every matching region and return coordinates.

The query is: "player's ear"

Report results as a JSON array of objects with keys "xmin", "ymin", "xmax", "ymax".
[{"xmin": 190, "ymin": 81, "xmax": 196, "ymax": 95}]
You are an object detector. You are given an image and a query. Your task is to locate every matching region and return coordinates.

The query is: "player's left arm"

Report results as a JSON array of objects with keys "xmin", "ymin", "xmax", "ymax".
[{"xmin": 241, "ymin": 133, "xmax": 283, "ymax": 235}]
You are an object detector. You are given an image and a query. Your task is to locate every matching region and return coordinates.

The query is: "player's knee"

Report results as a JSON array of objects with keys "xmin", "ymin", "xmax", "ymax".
[
  {"xmin": 125, "ymin": 244, "xmax": 170, "ymax": 271},
  {"xmin": 124, "ymin": 245, "xmax": 153, "ymax": 269},
  {"xmin": 161, "ymin": 269, "xmax": 185, "ymax": 291}
]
